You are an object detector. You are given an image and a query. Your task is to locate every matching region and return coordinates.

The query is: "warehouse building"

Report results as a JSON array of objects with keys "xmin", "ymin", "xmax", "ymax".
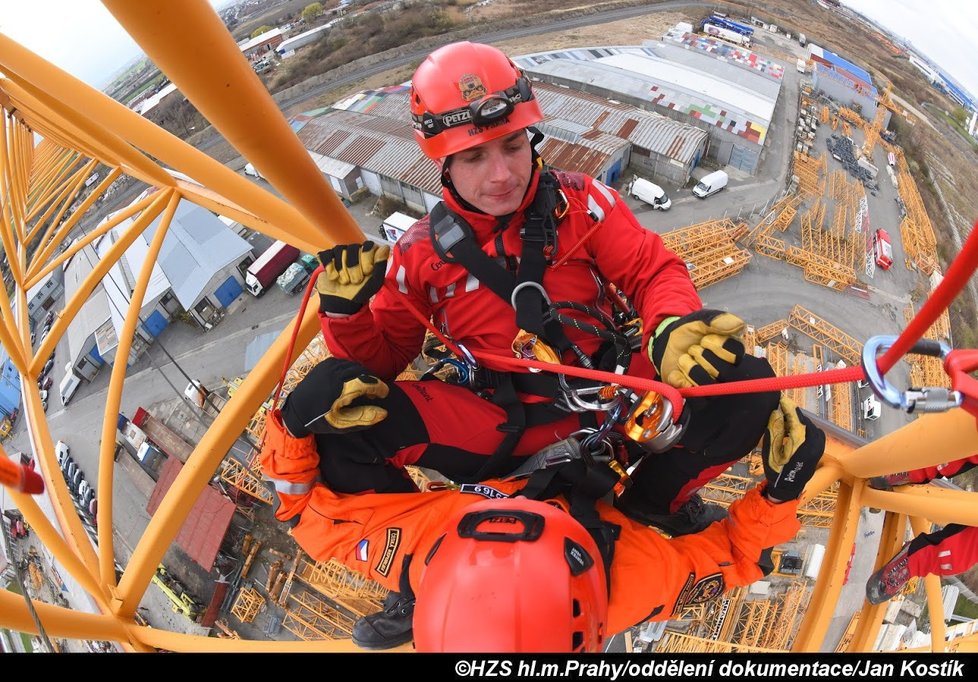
[
  {"xmin": 293, "ymin": 77, "xmax": 708, "ymax": 210},
  {"xmin": 513, "ymin": 25, "xmax": 785, "ymax": 174},
  {"xmin": 808, "ymin": 44, "xmax": 879, "ymax": 117}
]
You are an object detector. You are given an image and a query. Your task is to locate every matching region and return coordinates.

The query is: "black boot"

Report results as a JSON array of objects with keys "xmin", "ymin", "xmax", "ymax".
[{"xmin": 352, "ymin": 590, "xmax": 415, "ymax": 650}]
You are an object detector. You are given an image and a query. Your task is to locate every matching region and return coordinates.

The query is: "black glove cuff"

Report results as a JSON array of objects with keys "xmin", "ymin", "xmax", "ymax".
[
  {"xmin": 318, "ymin": 293, "xmax": 363, "ymax": 316},
  {"xmin": 280, "ymin": 395, "xmax": 312, "ymax": 438}
]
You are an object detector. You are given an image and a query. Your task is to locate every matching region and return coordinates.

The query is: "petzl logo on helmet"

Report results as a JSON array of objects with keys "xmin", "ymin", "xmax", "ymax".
[{"xmin": 458, "ymin": 74, "xmax": 487, "ymax": 102}]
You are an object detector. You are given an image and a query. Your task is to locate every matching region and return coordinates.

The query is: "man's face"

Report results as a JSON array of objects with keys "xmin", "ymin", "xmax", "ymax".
[{"xmin": 446, "ymin": 130, "xmax": 532, "ymax": 216}]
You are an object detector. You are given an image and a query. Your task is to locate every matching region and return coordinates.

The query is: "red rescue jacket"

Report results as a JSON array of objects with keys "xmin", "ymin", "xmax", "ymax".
[{"xmin": 321, "ymin": 168, "xmax": 701, "ymax": 380}]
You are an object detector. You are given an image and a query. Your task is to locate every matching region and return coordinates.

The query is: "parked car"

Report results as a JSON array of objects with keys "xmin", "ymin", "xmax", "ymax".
[
  {"xmin": 71, "ymin": 469, "xmax": 84, "ymax": 494},
  {"xmin": 244, "ymin": 162, "xmax": 265, "ymax": 179},
  {"xmin": 56, "ymin": 440, "xmax": 70, "ymax": 468},
  {"xmin": 38, "ymin": 376, "xmax": 53, "ymax": 391},
  {"xmin": 61, "ymin": 455, "xmax": 74, "ymax": 477},
  {"xmin": 78, "ymin": 479, "xmax": 91, "ymax": 502},
  {"xmin": 40, "ymin": 357, "xmax": 55, "ymax": 378}
]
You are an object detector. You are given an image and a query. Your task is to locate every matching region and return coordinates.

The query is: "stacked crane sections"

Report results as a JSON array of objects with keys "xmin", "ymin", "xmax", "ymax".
[
  {"xmin": 661, "ymin": 219, "xmax": 752, "ymax": 290},
  {"xmin": 746, "ymin": 193, "xmax": 799, "ymax": 262},
  {"xmin": 755, "ymin": 319, "xmax": 789, "ymax": 345},
  {"xmin": 742, "ymin": 325, "xmax": 758, "ymax": 355},
  {"xmin": 219, "ymin": 457, "xmax": 274, "ymax": 504},
  {"xmin": 797, "ymin": 485, "xmax": 839, "ymax": 528},
  {"xmin": 792, "ymin": 150, "xmax": 826, "ymax": 199},
  {"xmin": 230, "ymin": 586, "xmax": 264, "ymax": 623},
  {"xmin": 786, "ymin": 248, "xmax": 855, "ymax": 291},
  {"xmin": 731, "ymin": 581, "xmax": 807, "ymax": 651},
  {"xmin": 788, "ymin": 353, "xmax": 812, "ymax": 411},
  {"xmin": 836, "ymin": 107, "xmax": 864, "ymax": 127},
  {"xmin": 788, "ymin": 305, "xmax": 861, "ymax": 366},
  {"xmin": 298, "ymin": 556, "xmax": 388, "ymax": 605},
  {"xmin": 892, "ymin": 150, "xmax": 940, "ymax": 274},
  {"xmin": 820, "ymin": 105, "xmax": 830, "ymax": 125},
  {"xmin": 281, "ymin": 590, "xmax": 356, "ymax": 640},
  {"xmin": 765, "ymin": 342, "xmax": 789, "ymax": 379},
  {"xmin": 863, "ymin": 83, "xmax": 897, "ymax": 157},
  {"xmin": 902, "ymin": 305, "xmax": 952, "ymax": 390},
  {"xmin": 830, "ymin": 380, "xmax": 853, "ymax": 431}
]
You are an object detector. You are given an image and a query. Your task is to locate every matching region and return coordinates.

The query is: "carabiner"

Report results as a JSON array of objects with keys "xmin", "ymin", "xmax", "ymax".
[{"xmin": 861, "ymin": 335, "xmax": 963, "ymax": 413}]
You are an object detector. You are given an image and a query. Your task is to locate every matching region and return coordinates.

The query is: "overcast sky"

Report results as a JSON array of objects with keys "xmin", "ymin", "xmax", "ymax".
[
  {"xmin": 841, "ymin": 0, "xmax": 978, "ymax": 100},
  {"xmin": 1, "ymin": 1, "xmax": 976, "ymax": 101}
]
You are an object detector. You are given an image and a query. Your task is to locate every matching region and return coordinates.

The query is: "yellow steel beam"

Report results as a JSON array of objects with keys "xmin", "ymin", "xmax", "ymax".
[
  {"xmin": 98, "ymin": 190, "xmax": 180, "ymax": 583},
  {"xmin": 101, "ymin": 0, "xmax": 362, "ymax": 247}
]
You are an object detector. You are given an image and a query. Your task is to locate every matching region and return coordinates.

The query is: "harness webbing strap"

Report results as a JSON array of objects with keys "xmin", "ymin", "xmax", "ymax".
[{"xmin": 518, "ymin": 458, "xmax": 621, "ymax": 587}]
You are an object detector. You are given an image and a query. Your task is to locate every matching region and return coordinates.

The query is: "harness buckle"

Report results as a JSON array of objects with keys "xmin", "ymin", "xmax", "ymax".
[{"xmin": 861, "ymin": 335, "xmax": 963, "ymax": 413}]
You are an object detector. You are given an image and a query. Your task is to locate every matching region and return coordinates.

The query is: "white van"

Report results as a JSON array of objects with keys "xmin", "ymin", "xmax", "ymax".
[
  {"xmin": 380, "ymin": 212, "xmax": 418, "ymax": 244},
  {"xmin": 60, "ymin": 364, "xmax": 82, "ymax": 407},
  {"xmin": 692, "ymin": 170, "xmax": 728, "ymax": 198},
  {"xmin": 862, "ymin": 395, "xmax": 881, "ymax": 421},
  {"xmin": 629, "ymin": 177, "xmax": 672, "ymax": 210}
]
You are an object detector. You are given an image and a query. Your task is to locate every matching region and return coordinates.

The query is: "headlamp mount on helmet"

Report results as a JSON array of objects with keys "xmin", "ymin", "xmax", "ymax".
[{"xmin": 413, "ymin": 77, "xmax": 535, "ymax": 139}]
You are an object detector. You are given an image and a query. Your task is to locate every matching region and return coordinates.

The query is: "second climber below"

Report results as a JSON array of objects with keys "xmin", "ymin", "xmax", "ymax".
[{"xmin": 274, "ymin": 41, "xmax": 780, "ymax": 648}]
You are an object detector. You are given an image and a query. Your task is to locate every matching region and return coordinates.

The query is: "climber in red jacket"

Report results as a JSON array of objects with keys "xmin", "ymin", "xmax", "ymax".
[{"xmin": 289, "ymin": 41, "xmax": 779, "ymax": 647}]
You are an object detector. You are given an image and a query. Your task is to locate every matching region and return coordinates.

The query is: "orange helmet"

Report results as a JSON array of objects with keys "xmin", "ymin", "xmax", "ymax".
[
  {"xmin": 413, "ymin": 497, "xmax": 608, "ymax": 652},
  {"xmin": 410, "ymin": 42, "xmax": 544, "ymax": 160}
]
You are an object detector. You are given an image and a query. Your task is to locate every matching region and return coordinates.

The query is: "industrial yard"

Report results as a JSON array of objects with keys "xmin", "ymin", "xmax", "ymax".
[{"xmin": 2, "ymin": 0, "xmax": 977, "ymax": 654}]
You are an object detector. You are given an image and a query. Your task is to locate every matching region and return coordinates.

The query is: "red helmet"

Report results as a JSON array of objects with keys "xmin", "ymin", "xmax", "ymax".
[
  {"xmin": 410, "ymin": 42, "xmax": 544, "ymax": 160},
  {"xmin": 413, "ymin": 497, "xmax": 608, "ymax": 652}
]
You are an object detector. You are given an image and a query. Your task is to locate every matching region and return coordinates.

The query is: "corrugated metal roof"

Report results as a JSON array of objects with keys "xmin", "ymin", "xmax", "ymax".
[
  {"xmin": 298, "ymin": 71, "xmax": 706, "ymax": 191},
  {"xmin": 518, "ymin": 45, "xmax": 781, "ymax": 146},
  {"xmin": 539, "ymin": 138, "xmax": 611, "ymax": 178},
  {"xmin": 63, "ymin": 244, "xmax": 111, "ymax": 362},
  {"xmin": 147, "ymin": 457, "xmax": 236, "ymax": 571},
  {"xmin": 103, "ymin": 200, "xmax": 252, "ymax": 311},
  {"xmin": 534, "ymin": 81, "xmax": 706, "ymax": 162},
  {"xmin": 300, "ymin": 110, "xmax": 443, "ymax": 195}
]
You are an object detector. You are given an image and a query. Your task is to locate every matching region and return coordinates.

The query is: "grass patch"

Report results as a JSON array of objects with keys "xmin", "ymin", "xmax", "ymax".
[
  {"xmin": 954, "ymin": 593, "xmax": 978, "ymax": 620},
  {"xmin": 936, "ymin": 111, "xmax": 978, "ymax": 151}
]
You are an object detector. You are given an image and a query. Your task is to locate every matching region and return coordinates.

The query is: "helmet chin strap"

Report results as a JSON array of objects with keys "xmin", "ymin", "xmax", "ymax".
[{"xmin": 440, "ymin": 126, "xmax": 546, "ymax": 216}]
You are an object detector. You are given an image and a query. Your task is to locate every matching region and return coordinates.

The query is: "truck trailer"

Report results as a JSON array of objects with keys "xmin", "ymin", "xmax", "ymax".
[
  {"xmin": 702, "ymin": 21, "xmax": 752, "ymax": 47},
  {"xmin": 245, "ymin": 240, "xmax": 300, "ymax": 296}
]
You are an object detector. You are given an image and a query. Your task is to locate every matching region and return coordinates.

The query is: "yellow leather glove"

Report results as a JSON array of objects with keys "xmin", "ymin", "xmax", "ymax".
[
  {"xmin": 762, "ymin": 397, "xmax": 825, "ymax": 502},
  {"xmin": 316, "ymin": 241, "xmax": 390, "ymax": 315},
  {"xmin": 281, "ymin": 358, "xmax": 390, "ymax": 435},
  {"xmin": 648, "ymin": 309, "xmax": 745, "ymax": 388}
]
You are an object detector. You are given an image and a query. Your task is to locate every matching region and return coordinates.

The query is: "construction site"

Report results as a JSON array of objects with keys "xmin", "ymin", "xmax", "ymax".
[{"xmin": 2, "ymin": 0, "xmax": 978, "ymax": 655}]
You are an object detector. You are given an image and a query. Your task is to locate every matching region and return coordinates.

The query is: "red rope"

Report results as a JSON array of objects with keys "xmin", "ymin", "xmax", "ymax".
[
  {"xmin": 879, "ymin": 219, "xmax": 978, "ymax": 374},
  {"xmin": 271, "ymin": 265, "xmax": 322, "ymax": 412},
  {"xmin": 278, "ymin": 220, "xmax": 978, "ymax": 418}
]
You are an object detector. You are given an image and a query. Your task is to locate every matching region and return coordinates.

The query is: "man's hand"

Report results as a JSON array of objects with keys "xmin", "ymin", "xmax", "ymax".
[
  {"xmin": 281, "ymin": 358, "xmax": 390, "ymax": 436},
  {"xmin": 762, "ymin": 397, "xmax": 825, "ymax": 502},
  {"xmin": 649, "ymin": 309, "xmax": 745, "ymax": 388},
  {"xmin": 316, "ymin": 241, "xmax": 390, "ymax": 315}
]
